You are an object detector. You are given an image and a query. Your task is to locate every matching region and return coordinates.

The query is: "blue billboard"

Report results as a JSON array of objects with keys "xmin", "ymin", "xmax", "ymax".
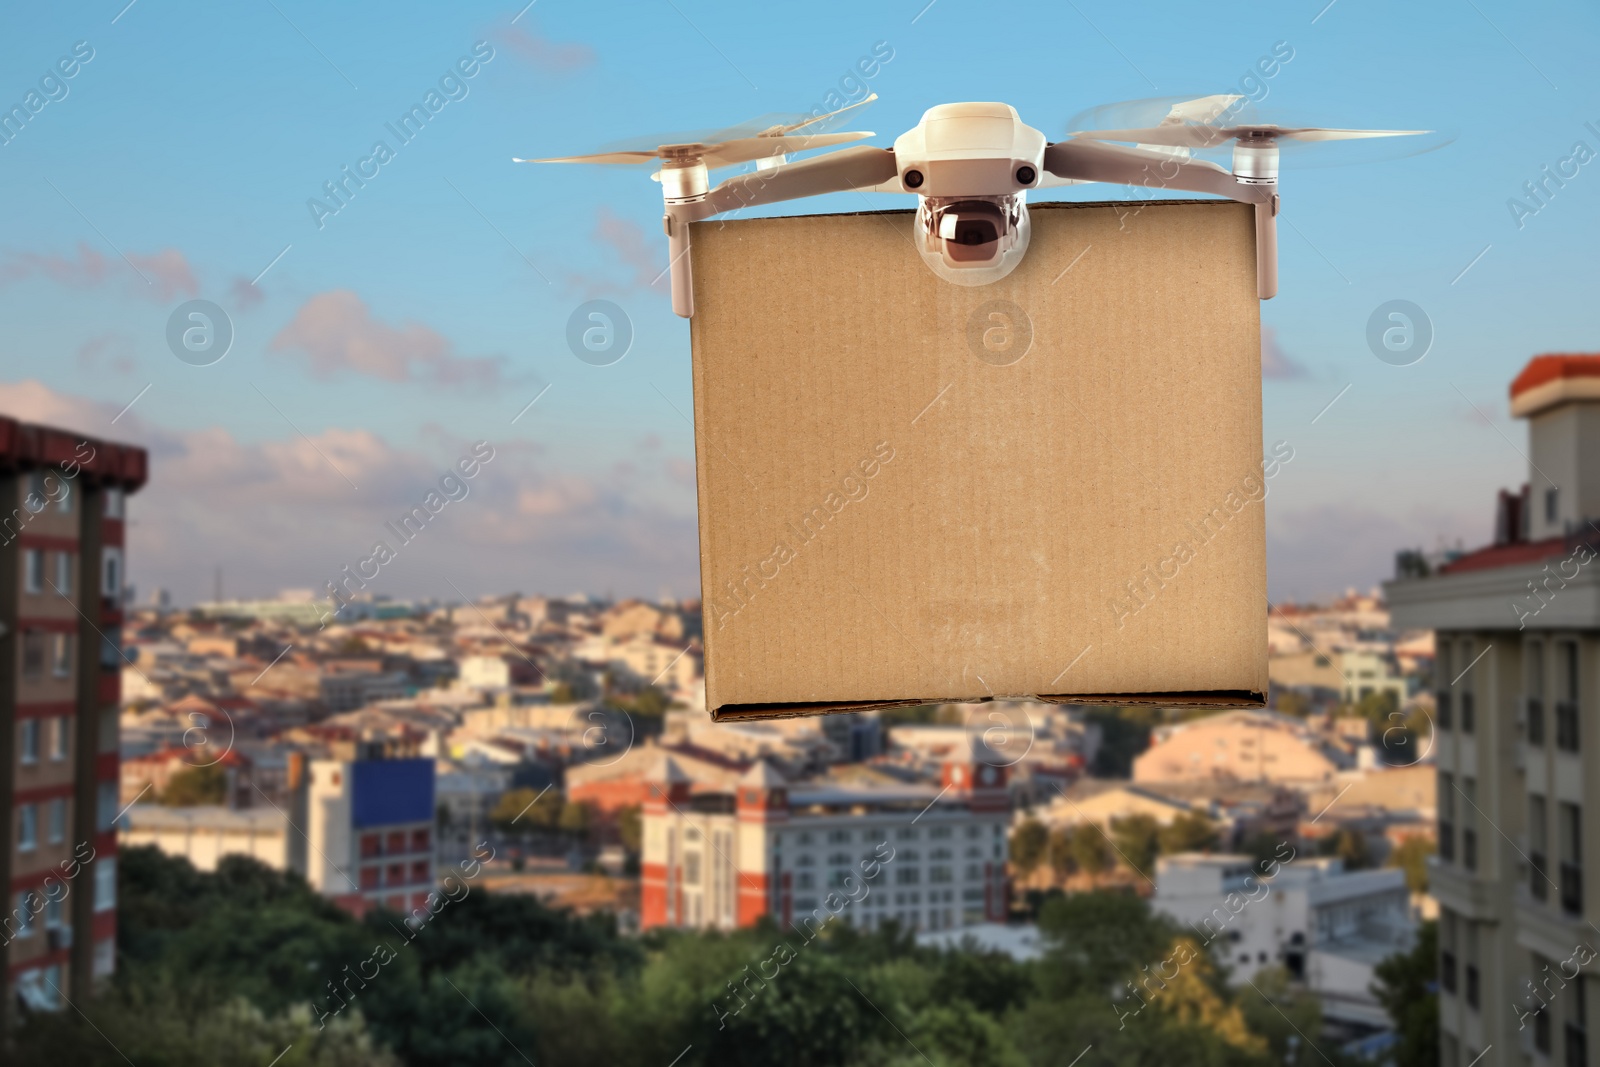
[{"xmin": 350, "ymin": 758, "xmax": 435, "ymax": 828}]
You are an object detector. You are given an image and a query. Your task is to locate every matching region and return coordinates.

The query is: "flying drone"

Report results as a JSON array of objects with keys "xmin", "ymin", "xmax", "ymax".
[{"xmin": 517, "ymin": 94, "xmax": 1437, "ymax": 317}]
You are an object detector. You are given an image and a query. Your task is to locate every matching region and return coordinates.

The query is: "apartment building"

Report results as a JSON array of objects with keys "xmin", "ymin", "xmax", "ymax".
[
  {"xmin": 641, "ymin": 738, "xmax": 1011, "ymax": 934},
  {"xmin": 303, "ymin": 755, "xmax": 437, "ymax": 916},
  {"xmin": 0, "ymin": 419, "xmax": 147, "ymax": 1019},
  {"xmin": 1387, "ymin": 353, "xmax": 1600, "ymax": 1067}
]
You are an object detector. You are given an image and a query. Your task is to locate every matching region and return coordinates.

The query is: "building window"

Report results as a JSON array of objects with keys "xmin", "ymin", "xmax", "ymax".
[
  {"xmin": 22, "ymin": 632, "xmax": 45, "ymax": 679},
  {"xmin": 96, "ymin": 781, "xmax": 118, "ymax": 831},
  {"xmin": 104, "ymin": 488, "xmax": 123, "ymax": 519},
  {"xmin": 25, "ymin": 471, "xmax": 49, "ymax": 511},
  {"xmin": 360, "ymin": 866, "xmax": 380, "ymax": 890},
  {"xmin": 385, "ymin": 864, "xmax": 405, "ymax": 886},
  {"xmin": 1462, "ymin": 777, "xmax": 1479, "ymax": 872},
  {"xmin": 411, "ymin": 828, "xmax": 430, "ymax": 852},
  {"xmin": 1460, "ymin": 641, "xmax": 1476, "ymax": 734},
  {"xmin": 1532, "ymin": 793, "xmax": 1550, "ymax": 902},
  {"xmin": 1557, "ymin": 641, "xmax": 1581, "ymax": 753},
  {"xmin": 53, "ymin": 552, "xmax": 72, "ymax": 596},
  {"xmin": 18, "ymin": 804, "xmax": 37, "ymax": 851},
  {"xmin": 47, "ymin": 798, "xmax": 65, "ymax": 845},
  {"xmin": 20, "ymin": 719, "xmax": 39, "ymax": 765},
  {"xmin": 1561, "ymin": 802, "xmax": 1583, "ymax": 917},
  {"xmin": 410, "ymin": 861, "xmax": 429, "ymax": 884},
  {"xmin": 51, "ymin": 633, "xmax": 73, "ymax": 678},
  {"xmin": 828, "ymin": 829, "xmax": 851, "ymax": 844},
  {"xmin": 1529, "ymin": 642, "xmax": 1547, "ymax": 746},
  {"xmin": 55, "ymin": 476, "xmax": 71, "ymax": 514},
  {"xmin": 1536, "ymin": 969, "xmax": 1553, "ymax": 1053},
  {"xmin": 684, "ymin": 852, "xmax": 702, "ymax": 886},
  {"xmin": 360, "ymin": 833, "xmax": 381, "ymax": 858},
  {"xmin": 94, "ymin": 857, "xmax": 116, "ymax": 911},
  {"xmin": 386, "ymin": 831, "xmax": 406, "ymax": 855},
  {"xmin": 1438, "ymin": 771, "xmax": 1456, "ymax": 863},
  {"xmin": 1567, "ymin": 974, "xmax": 1588, "ymax": 1067},
  {"xmin": 1547, "ymin": 486, "xmax": 1560, "ymax": 525},
  {"xmin": 50, "ymin": 717, "xmax": 68, "ymax": 761},
  {"xmin": 13, "ymin": 892, "xmax": 36, "ymax": 939},
  {"xmin": 23, "ymin": 549, "xmax": 43, "ymax": 594},
  {"xmin": 103, "ymin": 550, "xmax": 121, "ymax": 601}
]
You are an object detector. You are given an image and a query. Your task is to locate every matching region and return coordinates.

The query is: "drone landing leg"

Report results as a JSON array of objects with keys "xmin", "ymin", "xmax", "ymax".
[
  {"xmin": 1255, "ymin": 196, "xmax": 1278, "ymax": 301},
  {"xmin": 664, "ymin": 209, "xmax": 694, "ymax": 318}
]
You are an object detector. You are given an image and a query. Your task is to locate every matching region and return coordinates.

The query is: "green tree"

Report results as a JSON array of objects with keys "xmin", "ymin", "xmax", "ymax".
[
  {"xmin": 558, "ymin": 799, "xmax": 591, "ymax": 838},
  {"xmin": 1240, "ymin": 831, "xmax": 1284, "ymax": 869},
  {"xmin": 1274, "ymin": 689, "xmax": 1310, "ymax": 717},
  {"xmin": 1373, "ymin": 920, "xmax": 1439, "ymax": 1067},
  {"xmin": 160, "ymin": 764, "xmax": 228, "ymax": 806},
  {"xmin": 549, "ymin": 681, "xmax": 577, "ymax": 703},
  {"xmin": 1110, "ymin": 814, "xmax": 1161, "ymax": 879},
  {"xmin": 1388, "ymin": 835, "xmax": 1436, "ymax": 894},
  {"xmin": 491, "ymin": 787, "xmax": 560, "ymax": 830},
  {"xmin": 1069, "ymin": 825, "xmax": 1114, "ymax": 877},
  {"xmin": 1318, "ymin": 827, "xmax": 1373, "ymax": 870},
  {"xmin": 1009, "ymin": 819, "xmax": 1049, "ymax": 877},
  {"xmin": 1047, "ymin": 828, "xmax": 1076, "ymax": 879},
  {"xmin": 1083, "ymin": 706, "xmax": 1161, "ymax": 777},
  {"xmin": 1158, "ymin": 811, "xmax": 1219, "ymax": 855},
  {"xmin": 633, "ymin": 686, "xmax": 668, "ymax": 717},
  {"xmin": 616, "ymin": 805, "xmax": 642, "ymax": 853}
]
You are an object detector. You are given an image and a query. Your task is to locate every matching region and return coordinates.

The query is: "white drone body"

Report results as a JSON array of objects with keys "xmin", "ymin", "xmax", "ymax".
[{"xmin": 519, "ymin": 94, "xmax": 1431, "ymax": 317}]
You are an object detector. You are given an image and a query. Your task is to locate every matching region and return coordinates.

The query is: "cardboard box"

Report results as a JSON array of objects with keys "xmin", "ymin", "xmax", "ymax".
[{"xmin": 689, "ymin": 199, "xmax": 1269, "ymax": 721}]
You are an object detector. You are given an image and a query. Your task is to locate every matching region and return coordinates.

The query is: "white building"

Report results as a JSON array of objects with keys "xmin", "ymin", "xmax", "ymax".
[
  {"xmin": 121, "ymin": 806, "xmax": 291, "ymax": 871},
  {"xmin": 1152, "ymin": 853, "xmax": 1414, "ymax": 1035},
  {"xmin": 641, "ymin": 739, "xmax": 1012, "ymax": 934}
]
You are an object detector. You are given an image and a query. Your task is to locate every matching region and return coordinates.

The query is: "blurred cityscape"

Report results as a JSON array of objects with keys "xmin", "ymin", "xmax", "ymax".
[{"xmin": 13, "ymin": 350, "xmax": 1600, "ymax": 1066}]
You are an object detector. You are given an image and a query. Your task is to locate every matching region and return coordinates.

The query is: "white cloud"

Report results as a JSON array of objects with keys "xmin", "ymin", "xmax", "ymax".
[{"xmin": 0, "ymin": 380, "xmax": 698, "ymax": 605}]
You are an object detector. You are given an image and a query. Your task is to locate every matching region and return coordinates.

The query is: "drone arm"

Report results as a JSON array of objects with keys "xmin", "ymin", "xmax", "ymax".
[
  {"xmin": 1044, "ymin": 139, "xmax": 1278, "ymax": 299},
  {"xmin": 657, "ymin": 147, "xmax": 900, "ymax": 318},
  {"xmin": 1043, "ymin": 140, "xmax": 1252, "ymax": 199},
  {"xmin": 696, "ymin": 146, "xmax": 900, "ymax": 218}
]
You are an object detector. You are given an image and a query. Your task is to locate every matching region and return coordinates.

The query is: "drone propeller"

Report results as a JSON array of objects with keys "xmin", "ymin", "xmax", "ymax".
[
  {"xmin": 1070, "ymin": 123, "xmax": 1432, "ymax": 149},
  {"xmin": 515, "ymin": 94, "xmax": 878, "ymax": 169},
  {"xmin": 1065, "ymin": 94, "xmax": 1451, "ymax": 166}
]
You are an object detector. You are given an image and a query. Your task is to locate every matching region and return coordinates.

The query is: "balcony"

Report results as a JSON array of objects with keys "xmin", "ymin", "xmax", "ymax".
[
  {"xmin": 1561, "ymin": 861, "xmax": 1583, "ymax": 916},
  {"xmin": 1529, "ymin": 698, "xmax": 1546, "ymax": 746},
  {"xmin": 1430, "ymin": 856, "xmax": 1498, "ymax": 920},
  {"xmin": 1557, "ymin": 701, "xmax": 1579, "ymax": 752}
]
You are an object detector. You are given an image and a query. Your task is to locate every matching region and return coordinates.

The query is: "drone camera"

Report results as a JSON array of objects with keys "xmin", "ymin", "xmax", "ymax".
[{"xmin": 916, "ymin": 194, "xmax": 1031, "ymax": 285}]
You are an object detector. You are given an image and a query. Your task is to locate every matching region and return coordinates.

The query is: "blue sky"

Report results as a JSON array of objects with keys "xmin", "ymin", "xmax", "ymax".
[{"xmin": 2, "ymin": 0, "xmax": 1596, "ymax": 607}]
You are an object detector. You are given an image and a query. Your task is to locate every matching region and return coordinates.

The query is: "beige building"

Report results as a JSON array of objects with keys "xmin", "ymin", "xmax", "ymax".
[
  {"xmin": 1133, "ymin": 710, "xmax": 1349, "ymax": 786},
  {"xmin": 120, "ymin": 805, "xmax": 291, "ymax": 871},
  {"xmin": 1386, "ymin": 353, "xmax": 1600, "ymax": 1067}
]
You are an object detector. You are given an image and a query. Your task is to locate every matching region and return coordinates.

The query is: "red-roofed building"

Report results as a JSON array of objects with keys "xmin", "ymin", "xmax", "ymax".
[{"xmin": 1386, "ymin": 352, "xmax": 1600, "ymax": 1066}]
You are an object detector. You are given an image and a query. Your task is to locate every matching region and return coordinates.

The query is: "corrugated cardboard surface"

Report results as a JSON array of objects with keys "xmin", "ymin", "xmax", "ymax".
[{"xmin": 690, "ymin": 199, "xmax": 1268, "ymax": 721}]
